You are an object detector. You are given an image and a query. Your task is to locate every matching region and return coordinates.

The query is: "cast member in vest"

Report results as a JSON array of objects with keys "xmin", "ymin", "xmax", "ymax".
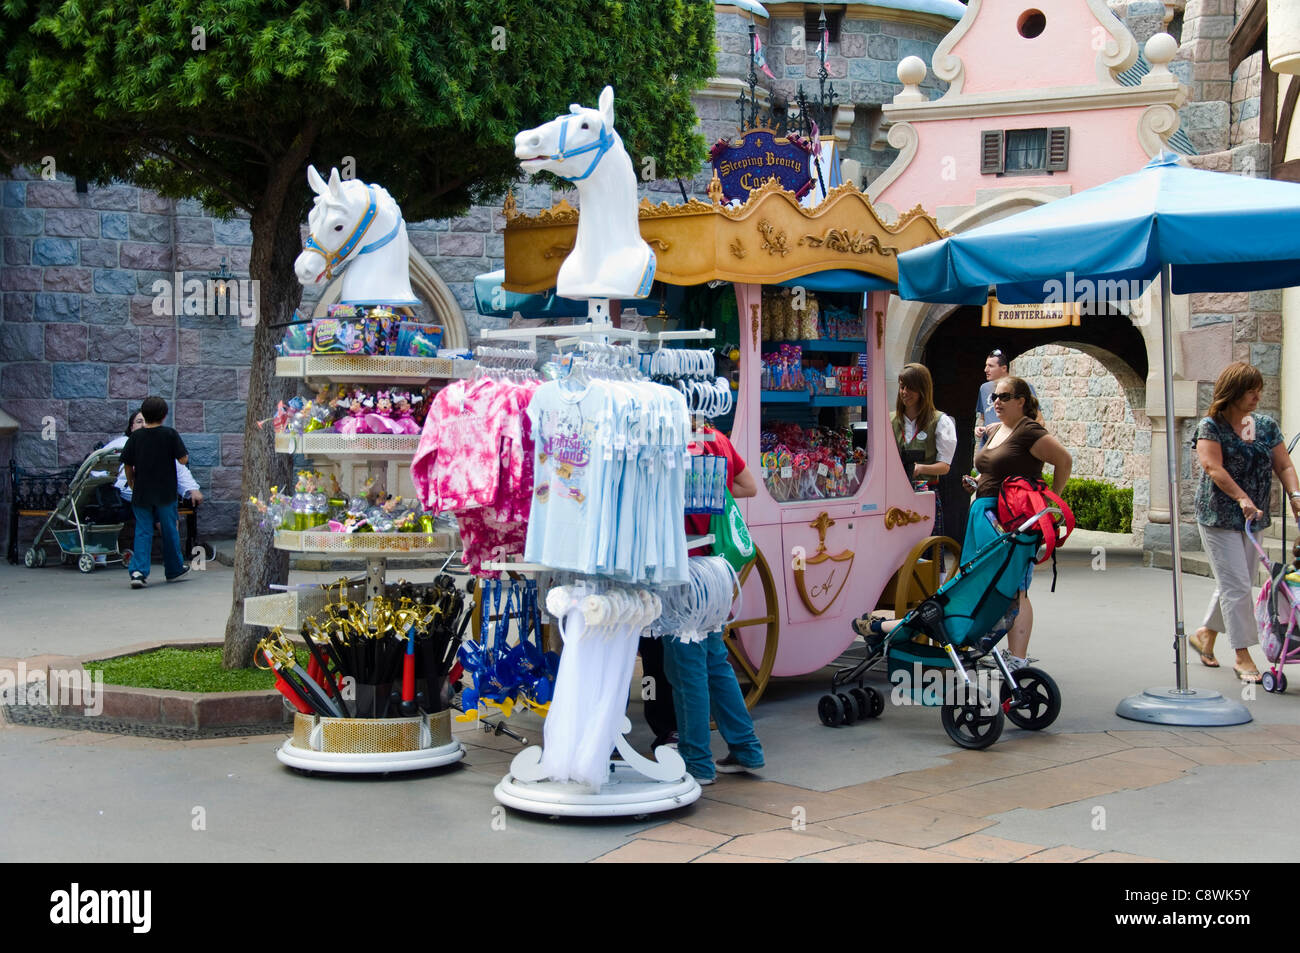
[
  {"xmin": 892, "ymin": 363, "xmax": 957, "ymax": 539},
  {"xmin": 966, "ymin": 376, "xmax": 1072, "ymax": 670}
]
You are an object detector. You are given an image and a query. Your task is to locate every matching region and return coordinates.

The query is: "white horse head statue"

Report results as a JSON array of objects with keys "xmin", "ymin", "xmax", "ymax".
[
  {"xmin": 294, "ymin": 165, "xmax": 419, "ymax": 307},
  {"xmin": 514, "ymin": 85, "xmax": 655, "ymax": 301}
]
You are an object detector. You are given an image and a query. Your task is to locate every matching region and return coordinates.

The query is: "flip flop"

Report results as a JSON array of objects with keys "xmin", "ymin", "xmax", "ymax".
[
  {"xmin": 1234, "ymin": 665, "xmax": 1262, "ymax": 684},
  {"xmin": 1188, "ymin": 632, "xmax": 1220, "ymax": 668}
]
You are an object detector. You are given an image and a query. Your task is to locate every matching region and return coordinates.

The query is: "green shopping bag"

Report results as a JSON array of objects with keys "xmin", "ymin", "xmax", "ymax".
[{"xmin": 710, "ymin": 489, "xmax": 756, "ymax": 573}]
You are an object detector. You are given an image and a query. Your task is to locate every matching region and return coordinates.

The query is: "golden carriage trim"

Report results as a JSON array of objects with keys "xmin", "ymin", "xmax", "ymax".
[
  {"xmin": 794, "ymin": 512, "xmax": 857, "ymax": 617},
  {"xmin": 884, "ymin": 507, "xmax": 931, "ymax": 530}
]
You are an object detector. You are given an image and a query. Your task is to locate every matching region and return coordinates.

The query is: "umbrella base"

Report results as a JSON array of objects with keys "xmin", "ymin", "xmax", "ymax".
[
  {"xmin": 276, "ymin": 738, "xmax": 464, "ymax": 774},
  {"xmin": 1115, "ymin": 687, "xmax": 1253, "ymax": 726},
  {"xmin": 494, "ymin": 763, "xmax": 701, "ymax": 817}
]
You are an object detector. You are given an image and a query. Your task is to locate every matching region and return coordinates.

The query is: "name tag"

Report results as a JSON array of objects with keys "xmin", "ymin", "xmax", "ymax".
[
  {"xmin": 846, "ymin": 463, "xmax": 857, "ymax": 479},
  {"xmin": 817, "ymin": 463, "xmax": 828, "ymax": 477},
  {"xmin": 781, "ymin": 466, "xmax": 793, "ymax": 479}
]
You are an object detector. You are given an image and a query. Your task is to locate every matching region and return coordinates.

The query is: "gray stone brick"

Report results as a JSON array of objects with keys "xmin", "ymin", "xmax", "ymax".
[
  {"xmin": 2, "ymin": 182, "xmax": 25, "ymax": 207},
  {"xmin": 221, "ymin": 433, "xmax": 244, "ymax": 468},
  {"xmin": 32, "ymin": 292, "xmax": 80, "ymax": 322},
  {"xmin": 1251, "ymin": 289, "xmax": 1282, "ymax": 310},
  {"xmin": 139, "ymin": 192, "xmax": 173, "ymax": 215},
  {"xmin": 184, "ymin": 433, "xmax": 222, "ymax": 466},
  {"xmin": 0, "ymin": 398, "xmax": 66, "ymax": 435},
  {"xmin": 136, "ymin": 270, "xmax": 172, "ymax": 296},
  {"xmin": 26, "ymin": 181, "xmax": 80, "ymax": 208},
  {"xmin": 450, "ymin": 207, "xmax": 492, "ymax": 233},
  {"xmin": 2, "ymin": 209, "xmax": 44, "ymax": 236},
  {"xmin": 175, "ymin": 244, "xmax": 221, "ymax": 270},
  {"xmin": 100, "ymin": 212, "xmax": 129, "ymax": 240},
  {"xmin": 83, "ymin": 295, "xmax": 130, "ymax": 326},
  {"xmin": 73, "ymin": 399, "xmax": 128, "ymax": 435},
  {"xmin": 186, "ymin": 465, "xmax": 211, "ymax": 490},
  {"xmin": 2, "ymin": 363, "xmax": 52, "ymax": 398},
  {"xmin": 149, "ymin": 364, "xmax": 177, "ymax": 397},
  {"xmin": 177, "ymin": 366, "xmax": 236, "ymax": 400},
  {"xmin": 439, "ymin": 233, "xmax": 484, "ymax": 257},
  {"xmin": 93, "ymin": 269, "xmax": 138, "ymax": 296},
  {"xmin": 211, "ymin": 466, "xmax": 244, "ymax": 500},
  {"xmin": 138, "ymin": 327, "xmax": 177, "ymax": 364},
  {"xmin": 128, "ymin": 213, "xmax": 171, "ymax": 243},
  {"xmin": 5, "ymin": 237, "xmax": 31, "ymax": 265},
  {"xmin": 109, "ymin": 365, "xmax": 149, "ymax": 400},
  {"xmin": 78, "ymin": 239, "xmax": 118, "ymax": 268},
  {"xmin": 408, "ymin": 232, "xmax": 439, "ymax": 259},
  {"xmin": 88, "ymin": 326, "xmax": 139, "ymax": 363},
  {"xmin": 1, "ymin": 267, "xmax": 42, "ymax": 291},
  {"xmin": 32, "ymin": 237, "xmax": 78, "ymax": 265},
  {"xmin": 175, "ymin": 217, "xmax": 214, "ymax": 244},
  {"xmin": 175, "ymin": 198, "xmax": 206, "ymax": 217},
  {"xmin": 88, "ymin": 184, "xmax": 139, "ymax": 211},
  {"xmin": 202, "ymin": 401, "xmax": 248, "ymax": 434},
  {"xmin": 14, "ymin": 432, "xmax": 57, "ymax": 468},
  {"xmin": 212, "ymin": 218, "xmax": 253, "ymax": 245},
  {"xmin": 43, "ymin": 209, "xmax": 99, "ymax": 238},
  {"xmin": 59, "ymin": 430, "xmax": 108, "ymax": 466},
  {"xmin": 199, "ymin": 500, "xmax": 239, "ymax": 537},
  {"xmin": 43, "ymin": 268, "xmax": 92, "ymax": 294},
  {"xmin": 1, "ymin": 323, "xmax": 43, "ymax": 361},
  {"xmin": 848, "ymin": 58, "xmax": 883, "ymax": 80},
  {"xmin": 178, "ymin": 329, "xmax": 201, "ymax": 365},
  {"xmin": 1190, "ymin": 311, "xmax": 1234, "ymax": 327},
  {"xmin": 174, "ymin": 399, "xmax": 204, "ymax": 432},
  {"xmin": 4, "ymin": 292, "xmax": 35, "ymax": 322},
  {"xmin": 120, "ymin": 242, "xmax": 173, "ymax": 271},
  {"xmin": 52, "ymin": 362, "xmax": 107, "ymax": 398},
  {"xmin": 198, "ymin": 327, "xmax": 255, "ymax": 365},
  {"xmin": 434, "ymin": 257, "xmax": 492, "ymax": 283},
  {"xmin": 1250, "ymin": 342, "xmax": 1281, "ymax": 376},
  {"xmin": 130, "ymin": 294, "xmax": 175, "ymax": 327},
  {"xmin": 1086, "ymin": 421, "xmax": 1103, "ymax": 447}
]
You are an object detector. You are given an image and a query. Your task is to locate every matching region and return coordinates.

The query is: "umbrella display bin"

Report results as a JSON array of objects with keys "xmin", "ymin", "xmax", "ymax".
[{"xmin": 278, "ymin": 710, "xmax": 463, "ymax": 773}]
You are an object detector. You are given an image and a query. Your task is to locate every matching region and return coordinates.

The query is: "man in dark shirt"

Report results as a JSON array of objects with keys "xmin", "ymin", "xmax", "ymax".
[{"xmin": 120, "ymin": 396, "xmax": 190, "ymax": 588}]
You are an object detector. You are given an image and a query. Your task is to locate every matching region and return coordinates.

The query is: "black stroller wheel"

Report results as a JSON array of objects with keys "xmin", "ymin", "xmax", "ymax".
[
  {"xmin": 1279, "ymin": 673, "xmax": 1289, "ymax": 693},
  {"xmin": 867, "ymin": 686, "xmax": 885, "ymax": 718},
  {"xmin": 817, "ymin": 693, "xmax": 845, "ymax": 727},
  {"xmin": 837, "ymin": 692, "xmax": 858, "ymax": 725},
  {"xmin": 1000, "ymin": 666, "xmax": 1061, "ymax": 730},
  {"xmin": 941, "ymin": 702, "xmax": 1004, "ymax": 749},
  {"xmin": 849, "ymin": 688, "xmax": 871, "ymax": 721}
]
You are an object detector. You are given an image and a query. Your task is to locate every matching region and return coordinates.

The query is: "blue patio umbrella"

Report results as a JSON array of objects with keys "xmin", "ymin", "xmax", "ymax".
[{"xmin": 898, "ymin": 153, "xmax": 1300, "ymax": 726}]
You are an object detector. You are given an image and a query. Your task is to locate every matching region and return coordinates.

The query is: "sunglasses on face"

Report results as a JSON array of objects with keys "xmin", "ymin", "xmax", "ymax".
[{"xmin": 992, "ymin": 391, "xmax": 1019, "ymax": 402}]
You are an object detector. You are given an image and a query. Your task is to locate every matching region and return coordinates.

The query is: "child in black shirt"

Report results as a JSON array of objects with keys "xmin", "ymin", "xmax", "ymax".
[{"xmin": 120, "ymin": 396, "xmax": 190, "ymax": 588}]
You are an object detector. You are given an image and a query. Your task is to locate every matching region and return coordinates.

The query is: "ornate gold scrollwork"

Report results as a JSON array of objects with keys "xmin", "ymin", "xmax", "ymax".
[
  {"xmin": 799, "ymin": 228, "xmax": 899, "ymax": 257},
  {"xmin": 884, "ymin": 507, "xmax": 930, "ymax": 530},
  {"xmin": 758, "ymin": 219, "xmax": 789, "ymax": 256},
  {"xmin": 729, "ymin": 239, "xmax": 746, "ymax": 259},
  {"xmin": 794, "ymin": 512, "xmax": 855, "ymax": 617}
]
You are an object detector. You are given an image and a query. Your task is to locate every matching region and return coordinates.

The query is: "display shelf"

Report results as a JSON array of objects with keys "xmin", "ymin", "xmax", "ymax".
[
  {"xmin": 789, "ymin": 339, "xmax": 867, "ymax": 352},
  {"xmin": 481, "ymin": 321, "xmax": 714, "ymax": 346},
  {"xmin": 810, "ymin": 394, "xmax": 867, "ymax": 407},
  {"xmin": 761, "ymin": 389, "xmax": 811, "ymax": 404},
  {"xmin": 274, "ymin": 529, "xmax": 457, "ymax": 555},
  {"xmin": 274, "ymin": 432, "xmax": 420, "ymax": 459},
  {"xmin": 483, "ymin": 536, "xmax": 715, "ymax": 573},
  {"xmin": 276, "ymin": 355, "xmax": 474, "ymax": 384}
]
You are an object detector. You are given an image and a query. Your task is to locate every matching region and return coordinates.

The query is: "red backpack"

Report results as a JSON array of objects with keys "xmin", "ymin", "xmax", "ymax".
[{"xmin": 997, "ymin": 476, "xmax": 1075, "ymax": 588}]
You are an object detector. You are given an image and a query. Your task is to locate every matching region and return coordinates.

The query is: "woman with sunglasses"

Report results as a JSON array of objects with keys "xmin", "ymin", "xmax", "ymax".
[{"xmin": 963, "ymin": 376, "xmax": 1072, "ymax": 670}]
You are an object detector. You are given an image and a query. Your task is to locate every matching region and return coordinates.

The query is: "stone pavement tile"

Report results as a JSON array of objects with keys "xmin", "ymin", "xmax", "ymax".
[
  {"xmin": 1007, "ymin": 765, "xmax": 1125, "ymax": 809},
  {"xmin": 1276, "ymin": 744, "xmax": 1300, "ymax": 757},
  {"xmin": 690, "ymin": 852, "xmax": 783, "ymax": 863},
  {"xmin": 1063, "ymin": 753, "xmax": 1190, "ymax": 789},
  {"xmin": 881, "ymin": 751, "xmax": 1062, "ymax": 794},
  {"xmin": 1230, "ymin": 744, "xmax": 1299, "ymax": 761},
  {"xmin": 717, "ymin": 829, "xmax": 848, "ymax": 859},
  {"xmin": 818, "ymin": 803, "xmax": 993, "ymax": 848},
  {"xmin": 1017, "ymin": 845, "xmax": 1101, "ymax": 863},
  {"xmin": 993, "ymin": 732, "xmax": 1133, "ymax": 763},
  {"xmin": 1105, "ymin": 746, "xmax": 1202, "ymax": 769},
  {"xmin": 591, "ymin": 840, "xmax": 711, "ymax": 863},
  {"xmin": 1167, "ymin": 744, "xmax": 1276, "ymax": 766},
  {"xmin": 1259, "ymin": 723, "xmax": 1300, "ymax": 742},
  {"xmin": 1081, "ymin": 851, "xmax": 1168, "ymax": 863},
  {"xmin": 701, "ymin": 780, "xmax": 863, "ymax": 822},
  {"xmin": 1104, "ymin": 729, "xmax": 1189, "ymax": 747},
  {"xmin": 828, "ymin": 779, "xmax": 932, "ymax": 811},
  {"xmin": 842, "ymin": 767, "xmax": 953, "ymax": 794},
  {"xmin": 1163, "ymin": 728, "xmax": 1230, "ymax": 746},
  {"xmin": 1203, "ymin": 727, "xmax": 1299, "ymax": 746},
  {"xmin": 803, "ymin": 841, "xmax": 976, "ymax": 863},
  {"xmin": 677, "ymin": 798, "xmax": 790, "ymax": 837},
  {"xmin": 930, "ymin": 833, "xmax": 1046, "ymax": 862},
  {"xmin": 636, "ymin": 821, "xmax": 731, "ymax": 849}
]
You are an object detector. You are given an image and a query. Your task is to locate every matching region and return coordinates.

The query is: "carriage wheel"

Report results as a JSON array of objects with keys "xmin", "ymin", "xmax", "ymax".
[
  {"xmin": 893, "ymin": 535, "xmax": 962, "ymax": 619},
  {"xmin": 722, "ymin": 546, "xmax": 780, "ymax": 710}
]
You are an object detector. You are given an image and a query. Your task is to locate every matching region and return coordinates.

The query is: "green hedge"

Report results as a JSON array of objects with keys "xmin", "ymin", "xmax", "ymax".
[{"xmin": 1057, "ymin": 478, "xmax": 1133, "ymax": 534}]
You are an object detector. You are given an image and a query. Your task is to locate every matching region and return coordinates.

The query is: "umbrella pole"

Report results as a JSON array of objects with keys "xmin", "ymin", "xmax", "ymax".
[
  {"xmin": 1160, "ymin": 263, "xmax": 1190, "ymax": 694},
  {"xmin": 1117, "ymin": 264, "xmax": 1250, "ymax": 725}
]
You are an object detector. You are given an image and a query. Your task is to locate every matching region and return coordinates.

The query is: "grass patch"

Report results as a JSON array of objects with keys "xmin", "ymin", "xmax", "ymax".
[{"xmin": 92, "ymin": 646, "xmax": 305, "ymax": 693}]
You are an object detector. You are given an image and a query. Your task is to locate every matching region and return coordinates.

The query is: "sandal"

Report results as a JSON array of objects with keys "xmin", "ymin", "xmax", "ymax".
[
  {"xmin": 1234, "ymin": 665, "xmax": 1263, "ymax": 684},
  {"xmin": 1188, "ymin": 631, "xmax": 1220, "ymax": 668}
]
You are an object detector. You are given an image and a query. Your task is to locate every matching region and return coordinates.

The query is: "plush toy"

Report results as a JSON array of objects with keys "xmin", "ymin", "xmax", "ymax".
[
  {"xmin": 390, "ymin": 391, "xmax": 422, "ymax": 434},
  {"xmin": 365, "ymin": 390, "xmax": 400, "ymax": 434},
  {"xmin": 335, "ymin": 389, "xmax": 369, "ymax": 435}
]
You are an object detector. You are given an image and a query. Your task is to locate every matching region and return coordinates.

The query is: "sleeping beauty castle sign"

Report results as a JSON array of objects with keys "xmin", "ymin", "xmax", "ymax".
[{"xmin": 711, "ymin": 128, "xmax": 814, "ymax": 204}]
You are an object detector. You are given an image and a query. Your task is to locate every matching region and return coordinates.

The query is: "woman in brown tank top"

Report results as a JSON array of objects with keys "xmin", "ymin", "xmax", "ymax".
[{"xmin": 964, "ymin": 376, "xmax": 1073, "ymax": 669}]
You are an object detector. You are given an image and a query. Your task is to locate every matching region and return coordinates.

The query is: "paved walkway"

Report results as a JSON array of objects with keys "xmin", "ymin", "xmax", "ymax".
[{"xmin": 3, "ymin": 536, "xmax": 1297, "ymax": 863}]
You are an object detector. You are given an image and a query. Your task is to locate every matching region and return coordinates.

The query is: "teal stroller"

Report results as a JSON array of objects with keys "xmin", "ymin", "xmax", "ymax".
[{"xmin": 819, "ymin": 506, "xmax": 1063, "ymax": 749}]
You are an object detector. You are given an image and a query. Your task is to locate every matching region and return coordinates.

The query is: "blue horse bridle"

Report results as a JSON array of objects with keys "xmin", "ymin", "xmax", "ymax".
[
  {"xmin": 302, "ymin": 184, "xmax": 402, "ymax": 280},
  {"xmin": 550, "ymin": 116, "xmax": 616, "ymax": 182}
]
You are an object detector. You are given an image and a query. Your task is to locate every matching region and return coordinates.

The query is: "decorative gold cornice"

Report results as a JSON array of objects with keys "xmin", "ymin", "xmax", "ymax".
[{"xmin": 502, "ymin": 178, "xmax": 946, "ymax": 292}]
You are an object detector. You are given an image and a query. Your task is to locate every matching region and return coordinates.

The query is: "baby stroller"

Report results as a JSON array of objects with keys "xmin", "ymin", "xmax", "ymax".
[
  {"xmin": 818, "ymin": 506, "xmax": 1064, "ymax": 749},
  {"xmin": 23, "ymin": 444, "xmax": 129, "ymax": 573},
  {"xmin": 1246, "ymin": 518, "xmax": 1300, "ymax": 694}
]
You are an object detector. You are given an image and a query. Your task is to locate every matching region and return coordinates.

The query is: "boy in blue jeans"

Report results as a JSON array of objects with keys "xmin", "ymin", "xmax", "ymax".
[
  {"xmin": 120, "ymin": 396, "xmax": 189, "ymax": 589},
  {"xmin": 664, "ymin": 426, "xmax": 764, "ymax": 785}
]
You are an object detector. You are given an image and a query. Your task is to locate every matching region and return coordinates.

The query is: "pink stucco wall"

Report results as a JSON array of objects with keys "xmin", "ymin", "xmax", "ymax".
[{"xmin": 949, "ymin": 0, "xmax": 1113, "ymax": 94}]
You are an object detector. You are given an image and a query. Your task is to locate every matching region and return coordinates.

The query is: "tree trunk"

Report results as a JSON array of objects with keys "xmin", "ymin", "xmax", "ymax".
[{"xmin": 221, "ymin": 184, "xmax": 307, "ymax": 669}]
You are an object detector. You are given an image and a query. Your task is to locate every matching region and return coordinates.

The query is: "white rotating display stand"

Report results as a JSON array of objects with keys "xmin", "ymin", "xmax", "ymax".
[
  {"xmin": 494, "ymin": 718, "xmax": 700, "ymax": 817},
  {"xmin": 276, "ymin": 738, "xmax": 464, "ymax": 773}
]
